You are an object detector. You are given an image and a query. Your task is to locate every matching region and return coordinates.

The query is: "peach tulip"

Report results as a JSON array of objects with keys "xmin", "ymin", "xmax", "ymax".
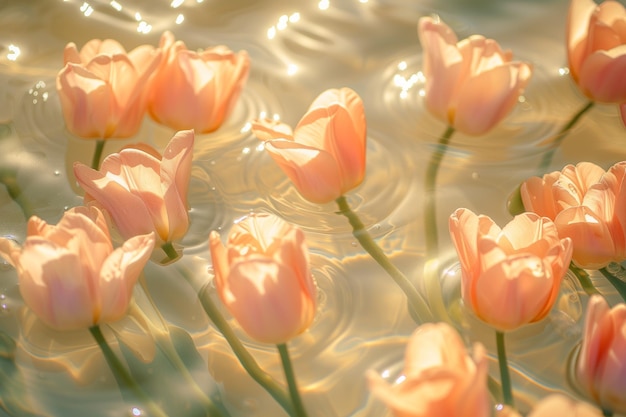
[
  {"xmin": 367, "ymin": 322, "xmax": 490, "ymax": 417},
  {"xmin": 148, "ymin": 31, "xmax": 250, "ymax": 133},
  {"xmin": 209, "ymin": 213, "xmax": 317, "ymax": 344},
  {"xmin": 521, "ymin": 161, "xmax": 626, "ymax": 269},
  {"xmin": 0, "ymin": 206, "xmax": 154, "ymax": 331},
  {"xmin": 576, "ymin": 295, "xmax": 626, "ymax": 414},
  {"xmin": 57, "ymin": 38, "xmax": 161, "ymax": 139},
  {"xmin": 449, "ymin": 208, "xmax": 573, "ymax": 331},
  {"xmin": 73, "ymin": 129, "xmax": 194, "ymax": 264},
  {"xmin": 567, "ymin": 0, "xmax": 626, "ymax": 124},
  {"xmin": 251, "ymin": 87, "xmax": 366, "ymax": 204},
  {"xmin": 523, "ymin": 395, "xmax": 603, "ymax": 417},
  {"xmin": 417, "ymin": 17, "xmax": 532, "ymax": 135}
]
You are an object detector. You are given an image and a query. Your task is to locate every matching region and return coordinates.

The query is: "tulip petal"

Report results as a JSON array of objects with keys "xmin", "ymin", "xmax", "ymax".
[
  {"xmin": 567, "ymin": 0, "xmax": 599, "ymax": 77},
  {"xmin": 251, "ymin": 118, "xmax": 294, "ymax": 141},
  {"xmin": 520, "ymin": 172, "xmax": 561, "ymax": 219}
]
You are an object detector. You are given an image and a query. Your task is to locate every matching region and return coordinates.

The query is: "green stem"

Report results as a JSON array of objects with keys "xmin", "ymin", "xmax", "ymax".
[
  {"xmin": 91, "ymin": 139, "xmax": 106, "ymax": 170},
  {"xmin": 196, "ymin": 284, "xmax": 295, "ymax": 416},
  {"xmin": 495, "ymin": 330, "xmax": 514, "ymax": 408},
  {"xmin": 569, "ymin": 262, "xmax": 601, "ymax": 296},
  {"xmin": 599, "ymin": 265, "xmax": 626, "ymax": 303},
  {"xmin": 0, "ymin": 171, "xmax": 33, "ymax": 219},
  {"xmin": 89, "ymin": 325, "xmax": 169, "ymax": 417},
  {"xmin": 162, "ymin": 242, "xmax": 180, "ymax": 262},
  {"xmin": 538, "ymin": 100, "xmax": 594, "ymax": 172},
  {"xmin": 335, "ymin": 196, "xmax": 433, "ymax": 324},
  {"xmin": 277, "ymin": 344, "xmax": 308, "ymax": 417},
  {"xmin": 603, "ymin": 409, "xmax": 614, "ymax": 417}
]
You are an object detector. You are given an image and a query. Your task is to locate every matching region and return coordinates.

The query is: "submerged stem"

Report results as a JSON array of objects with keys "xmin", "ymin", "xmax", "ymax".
[
  {"xmin": 599, "ymin": 264, "xmax": 626, "ymax": 304},
  {"xmin": 277, "ymin": 344, "xmax": 308, "ymax": 417},
  {"xmin": 538, "ymin": 100, "xmax": 594, "ymax": 172},
  {"xmin": 89, "ymin": 325, "xmax": 169, "ymax": 417},
  {"xmin": 162, "ymin": 242, "xmax": 180, "ymax": 262},
  {"xmin": 569, "ymin": 263, "xmax": 601, "ymax": 296},
  {"xmin": 91, "ymin": 139, "xmax": 106, "ymax": 170},
  {"xmin": 495, "ymin": 330, "xmax": 514, "ymax": 408},
  {"xmin": 335, "ymin": 195, "xmax": 433, "ymax": 323}
]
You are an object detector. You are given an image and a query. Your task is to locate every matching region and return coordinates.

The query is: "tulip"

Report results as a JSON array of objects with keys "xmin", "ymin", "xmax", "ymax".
[
  {"xmin": 417, "ymin": 17, "xmax": 532, "ymax": 135},
  {"xmin": 523, "ymin": 395, "xmax": 603, "ymax": 417},
  {"xmin": 576, "ymin": 295, "xmax": 626, "ymax": 415},
  {"xmin": 521, "ymin": 161, "xmax": 626, "ymax": 269},
  {"xmin": 449, "ymin": 208, "xmax": 573, "ymax": 331},
  {"xmin": 567, "ymin": 0, "xmax": 626, "ymax": 124},
  {"xmin": 209, "ymin": 213, "xmax": 316, "ymax": 345},
  {"xmin": 251, "ymin": 87, "xmax": 366, "ymax": 204},
  {"xmin": 0, "ymin": 206, "xmax": 154, "ymax": 331},
  {"xmin": 367, "ymin": 322, "xmax": 490, "ymax": 417},
  {"xmin": 73, "ymin": 129, "xmax": 194, "ymax": 264},
  {"xmin": 57, "ymin": 38, "xmax": 161, "ymax": 139},
  {"xmin": 148, "ymin": 31, "xmax": 250, "ymax": 133}
]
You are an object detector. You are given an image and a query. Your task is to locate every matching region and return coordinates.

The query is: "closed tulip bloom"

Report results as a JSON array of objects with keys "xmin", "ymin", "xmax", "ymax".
[
  {"xmin": 0, "ymin": 206, "xmax": 154, "ymax": 331},
  {"xmin": 73, "ymin": 130, "xmax": 194, "ymax": 263},
  {"xmin": 251, "ymin": 87, "xmax": 366, "ymax": 204},
  {"xmin": 148, "ymin": 31, "xmax": 250, "ymax": 133},
  {"xmin": 209, "ymin": 213, "xmax": 317, "ymax": 344},
  {"xmin": 57, "ymin": 38, "xmax": 161, "ymax": 139},
  {"xmin": 417, "ymin": 17, "xmax": 532, "ymax": 135},
  {"xmin": 449, "ymin": 208, "xmax": 573, "ymax": 331},
  {"xmin": 576, "ymin": 295, "xmax": 626, "ymax": 414},
  {"xmin": 367, "ymin": 322, "xmax": 490, "ymax": 417},
  {"xmin": 521, "ymin": 161, "xmax": 626, "ymax": 269},
  {"xmin": 567, "ymin": 0, "xmax": 626, "ymax": 123}
]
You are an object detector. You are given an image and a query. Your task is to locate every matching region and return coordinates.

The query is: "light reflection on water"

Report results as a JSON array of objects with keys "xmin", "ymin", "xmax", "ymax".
[{"xmin": 1, "ymin": 0, "xmax": 626, "ymax": 416}]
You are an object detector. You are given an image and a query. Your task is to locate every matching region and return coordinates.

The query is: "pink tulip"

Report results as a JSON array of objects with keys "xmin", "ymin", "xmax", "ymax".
[
  {"xmin": 56, "ymin": 38, "xmax": 162, "ymax": 139},
  {"xmin": 251, "ymin": 87, "xmax": 366, "ymax": 204},
  {"xmin": 449, "ymin": 208, "xmax": 572, "ymax": 331},
  {"xmin": 524, "ymin": 395, "xmax": 603, "ymax": 417},
  {"xmin": 567, "ymin": 0, "xmax": 626, "ymax": 124},
  {"xmin": 148, "ymin": 31, "xmax": 250, "ymax": 133},
  {"xmin": 73, "ymin": 129, "xmax": 194, "ymax": 263},
  {"xmin": 576, "ymin": 295, "xmax": 626, "ymax": 414},
  {"xmin": 417, "ymin": 17, "xmax": 532, "ymax": 135},
  {"xmin": 0, "ymin": 206, "xmax": 154, "ymax": 331},
  {"xmin": 521, "ymin": 161, "xmax": 626, "ymax": 268},
  {"xmin": 209, "ymin": 213, "xmax": 317, "ymax": 344},
  {"xmin": 367, "ymin": 322, "xmax": 490, "ymax": 417}
]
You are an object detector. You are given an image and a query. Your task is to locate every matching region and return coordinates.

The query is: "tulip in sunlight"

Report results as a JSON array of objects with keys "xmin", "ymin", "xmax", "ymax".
[
  {"xmin": 148, "ymin": 31, "xmax": 250, "ymax": 133},
  {"xmin": 0, "ymin": 206, "xmax": 154, "ymax": 331},
  {"xmin": 449, "ymin": 208, "xmax": 573, "ymax": 331},
  {"xmin": 209, "ymin": 213, "xmax": 317, "ymax": 344},
  {"xmin": 251, "ymin": 87, "xmax": 366, "ymax": 204},
  {"xmin": 56, "ymin": 38, "xmax": 162, "ymax": 139},
  {"xmin": 73, "ymin": 129, "xmax": 194, "ymax": 264},
  {"xmin": 417, "ymin": 17, "xmax": 532, "ymax": 135}
]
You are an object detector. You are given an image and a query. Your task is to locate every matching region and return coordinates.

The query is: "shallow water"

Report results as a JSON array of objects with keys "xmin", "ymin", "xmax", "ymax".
[{"xmin": 1, "ymin": 0, "xmax": 626, "ymax": 416}]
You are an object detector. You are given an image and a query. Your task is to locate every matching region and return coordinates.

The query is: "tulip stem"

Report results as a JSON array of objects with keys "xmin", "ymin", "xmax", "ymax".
[
  {"xmin": 0, "ymin": 169, "xmax": 34, "ymax": 219},
  {"xmin": 89, "ymin": 325, "xmax": 170, "ymax": 417},
  {"xmin": 599, "ymin": 264, "xmax": 626, "ymax": 304},
  {"xmin": 602, "ymin": 409, "xmax": 614, "ymax": 417},
  {"xmin": 196, "ymin": 283, "xmax": 295, "ymax": 416},
  {"xmin": 569, "ymin": 263, "xmax": 601, "ymax": 296},
  {"xmin": 538, "ymin": 100, "xmax": 594, "ymax": 172},
  {"xmin": 335, "ymin": 195, "xmax": 433, "ymax": 324},
  {"xmin": 277, "ymin": 344, "xmax": 309, "ymax": 417},
  {"xmin": 423, "ymin": 125, "xmax": 455, "ymax": 323},
  {"xmin": 91, "ymin": 139, "xmax": 106, "ymax": 170},
  {"xmin": 162, "ymin": 242, "xmax": 179, "ymax": 262},
  {"xmin": 495, "ymin": 330, "xmax": 514, "ymax": 408}
]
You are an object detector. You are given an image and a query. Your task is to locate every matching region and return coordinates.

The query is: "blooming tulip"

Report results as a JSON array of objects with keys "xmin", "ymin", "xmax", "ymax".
[
  {"xmin": 209, "ymin": 213, "xmax": 316, "ymax": 344},
  {"xmin": 576, "ymin": 295, "xmax": 626, "ymax": 414},
  {"xmin": 567, "ymin": 0, "xmax": 626, "ymax": 124},
  {"xmin": 73, "ymin": 129, "xmax": 194, "ymax": 264},
  {"xmin": 0, "ymin": 206, "xmax": 154, "ymax": 331},
  {"xmin": 148, "ymin": 31, "xmax": 250, "ymax": 133},
  {"xmin": 367, "ymin": 322, "xmax": 490, "ymax": 417},
  {"xmin": 417, "ymin": 17, "xmax": 532, "ymax": 135},
  {"xmin": 449, "ymin": 208, "xmax": 573, "ymax": 331},
  {"xmin": 57, "ymin": 38, "xmax": 161, "ymax": 139},
  {"xmin": 251, "ymin": 87, "xmax": 366, "ymax": 204},
  {"xmin": 521, "ymin": 161, "xmax": 626, "ymax": 269}
]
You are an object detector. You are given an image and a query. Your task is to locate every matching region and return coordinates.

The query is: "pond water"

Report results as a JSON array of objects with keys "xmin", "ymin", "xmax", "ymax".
[{"xmin": 0, "ymin": 0, "xmax": 625, "ymax": 416}]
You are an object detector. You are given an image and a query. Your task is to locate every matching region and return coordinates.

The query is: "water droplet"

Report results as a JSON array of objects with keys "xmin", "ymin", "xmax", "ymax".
[
  {"xmin": 53, "ymin": 170, "xmax": 60, "ymax": 176},
  {"xmin": 211, "ymin": 186, "xmax": 216, "ymax": 191},
  {"xmin": 373, "ymin": 224, "xmax": 381, "ymax": 231},
  {"xmin": 130, "ymin": 406, "xmax": 144, "ymax": 416},
  {"xmin": 351, "ymin": 241, "xmax": 357, "ymax": 247}
]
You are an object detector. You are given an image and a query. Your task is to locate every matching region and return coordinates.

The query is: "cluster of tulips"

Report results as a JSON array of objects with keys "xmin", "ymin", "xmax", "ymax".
[{"xmin": 0, "ymin": 0, "xmax": 625, "ymax": 416}]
